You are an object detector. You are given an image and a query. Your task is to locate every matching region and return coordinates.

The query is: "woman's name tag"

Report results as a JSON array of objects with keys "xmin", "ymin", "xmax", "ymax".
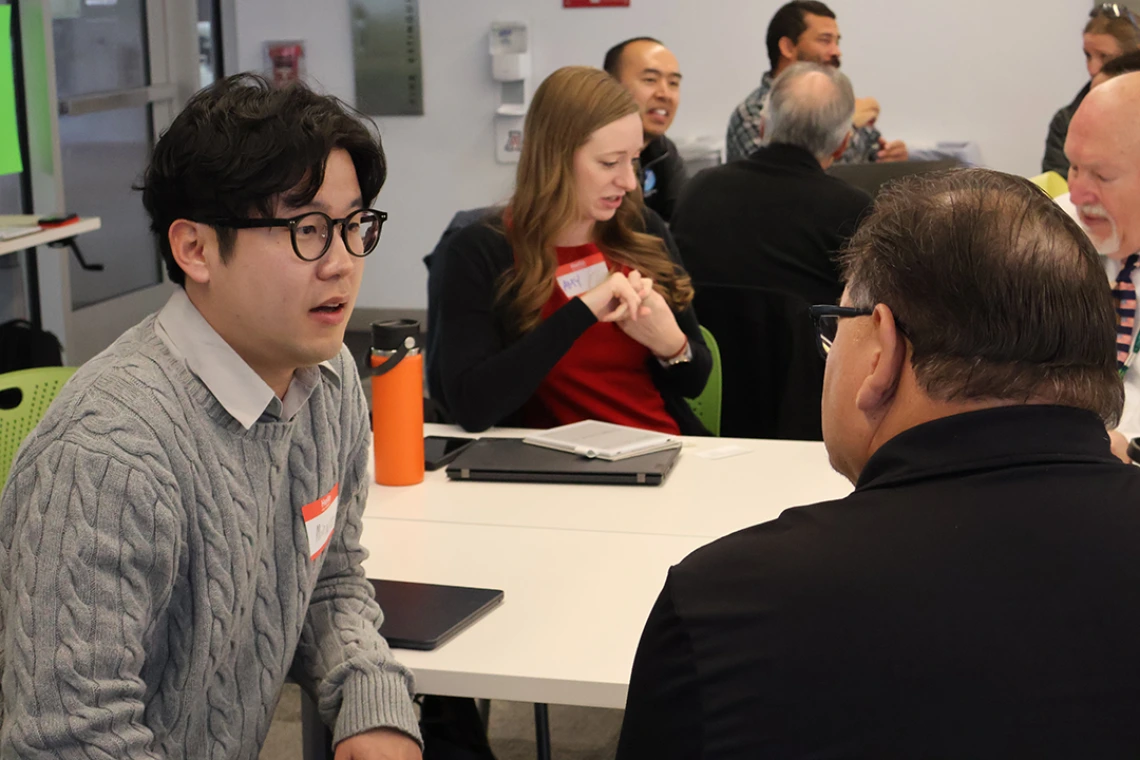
[{"xmin": 556, "ymin": 253, "xmax": 609, "ymax": 298}]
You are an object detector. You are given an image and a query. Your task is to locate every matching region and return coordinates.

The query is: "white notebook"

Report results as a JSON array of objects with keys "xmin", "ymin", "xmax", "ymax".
[{"xmin": 523, "ymin": 420, "xmax": 682, "ymax": 461}]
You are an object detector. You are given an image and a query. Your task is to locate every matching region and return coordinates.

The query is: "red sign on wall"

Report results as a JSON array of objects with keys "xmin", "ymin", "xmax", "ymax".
[{"xmin": 564, "ymin": 0, "xmax": 630, "ymax": 6}]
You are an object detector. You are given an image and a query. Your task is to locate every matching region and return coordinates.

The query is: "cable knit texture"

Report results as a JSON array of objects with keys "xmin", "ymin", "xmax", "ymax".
[{"xmin": 0, "ymin": 317, "xmax": 421, "ymax": 758}]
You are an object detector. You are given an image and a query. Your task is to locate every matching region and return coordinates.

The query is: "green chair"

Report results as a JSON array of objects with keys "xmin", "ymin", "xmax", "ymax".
[
  {"xmin": 0, "ymin": 366, "xmax": 77, "ymax": 487},
  {"xmin": 686, "ymin": 325, "xmax": 722, "ymax": 436}
]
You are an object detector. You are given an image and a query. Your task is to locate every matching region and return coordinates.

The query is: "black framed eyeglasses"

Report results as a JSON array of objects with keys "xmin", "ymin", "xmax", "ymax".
[
  {"xmin": 1091, "ymin": 3, "xmax": 1140, "ymax": 30},
  {"xmin": 209, "ymin": 208, "xmax": 388, "ymax": 262},
  {"xmin": 808, "ymin": 304, "xmax": 874, "ymax": 359}
]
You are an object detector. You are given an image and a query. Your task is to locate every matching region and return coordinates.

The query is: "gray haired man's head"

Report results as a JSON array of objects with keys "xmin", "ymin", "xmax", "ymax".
[{"xmin": 761, "ymin": 62, "xmax": 855, "ymax": 162}]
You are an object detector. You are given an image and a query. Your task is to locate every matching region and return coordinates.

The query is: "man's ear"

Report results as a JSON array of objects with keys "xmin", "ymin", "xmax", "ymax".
[
  {"xmin": 831, "ymin": 131, "xmax": 852, "ymax": 161},
  {"xmin": 778, "ymin": 36, "xmax": 798, "ymax": 64},
  {"xmin": 168, "ymin": 220, "xmax": 215, "ymax": 286},
  {"xmin": 854, "ymin": 303, "xmax": 906, "ymax": 415}
]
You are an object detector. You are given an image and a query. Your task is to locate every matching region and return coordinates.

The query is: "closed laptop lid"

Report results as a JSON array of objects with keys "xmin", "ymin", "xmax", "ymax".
[
  {"xmin": 371, "ymin": 579, "xmax": 504, "ymax": 651},
  {"xmin": 445, "ymin": 437, "xmax": 680, "ymax": 485}
]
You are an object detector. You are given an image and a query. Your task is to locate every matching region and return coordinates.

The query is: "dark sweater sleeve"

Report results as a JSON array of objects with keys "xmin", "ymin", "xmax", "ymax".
[
  {"xmin": 645, "ymin": 210, "xmax": 712, "ymax": 399},
  {"xmin": 615, "ymin": 572, "xmax": 703, "ymax": 760},
  {"xmin": 1042, "ymin": 106, "xmax": 1071, "ymax": 176},
  {"xmin": 654, "ymin": 141, "xmax": 689, "ymax": 223},
  {"xmin": 433, "ymin": 223, "xmax": 598, "ymax": 432}
]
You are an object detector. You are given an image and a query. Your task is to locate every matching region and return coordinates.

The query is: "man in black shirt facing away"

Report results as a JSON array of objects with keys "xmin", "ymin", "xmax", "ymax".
[
  {"xmin": 671, "ymin": 62, "xmax": 870, "ymax": 308},
  {"xmin": 604, "ymin": 37, "xmax": 687, "ymax": 222},
  {"xmin": 617, "ymin": 169, "xmax": 1140, "ymax": 759}
]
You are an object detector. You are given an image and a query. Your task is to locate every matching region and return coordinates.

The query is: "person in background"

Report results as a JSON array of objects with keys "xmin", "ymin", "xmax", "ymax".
[
  {"xmin": 672, "ymin": 62, "xmax": 871, "ymax": 307},
  {"xmin": 1042, "ymin": 2, "xmax": 1140, "ymax": 176},
  {"xmin": 1092, "ymin": 46, "xmax": 1140, "ymax": 85},
  {"xmin": 1065, "ymin": 71, "xmax": 1140, "ymax": 462},
  {"xmin": 604, "ymin": 37, "xmax": 688, "ymax": 222},
  {"xmin": 430, "ymin": 66, "xmax": 711, "ymax": 435},
  {"xmin": 617, "ymin": 169, "xmax": 1140, "ymax": 759},
  {"xmin": 1048, "ymin": 50, "xmax": 1140, "ymax": 223},
  {"xmin": 726, "ymin": 0, "xmax": 907, "ymax": 164},
  {"xmin": 0, "ymin": 75, "xmax": 421, "ymax": 758}
]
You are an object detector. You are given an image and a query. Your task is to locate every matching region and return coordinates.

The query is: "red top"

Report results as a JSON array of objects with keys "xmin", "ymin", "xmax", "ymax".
[{"xmin": 523, "ymin": 242, "xmax": 680, "ymax": 435}]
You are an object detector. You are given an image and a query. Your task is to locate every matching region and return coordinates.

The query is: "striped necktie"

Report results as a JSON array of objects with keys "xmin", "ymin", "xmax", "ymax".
[{"xmin": 1114, "ymin": 253, "xmax": 1139, "ymax": 370}]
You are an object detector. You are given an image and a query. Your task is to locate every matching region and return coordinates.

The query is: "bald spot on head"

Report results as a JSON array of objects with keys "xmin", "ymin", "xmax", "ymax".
[
  {"xmin": 784, "ymin": 68, "xmax": 842, "ymax": 109},
  {"xmin": 1070, "ymin": 71, "xmax": 1140, "ymax": 157}
]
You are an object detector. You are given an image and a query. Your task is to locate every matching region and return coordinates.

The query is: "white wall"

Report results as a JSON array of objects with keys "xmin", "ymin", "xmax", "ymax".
[{"xmin": 234, "ymin": 0, "xmax": 1091, "ymax": 310}]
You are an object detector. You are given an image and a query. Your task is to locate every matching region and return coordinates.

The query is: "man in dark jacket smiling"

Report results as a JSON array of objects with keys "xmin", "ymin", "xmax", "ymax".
[{"xmin": 604, "ymin": 37, "xmax": 688, "ymax": 223}]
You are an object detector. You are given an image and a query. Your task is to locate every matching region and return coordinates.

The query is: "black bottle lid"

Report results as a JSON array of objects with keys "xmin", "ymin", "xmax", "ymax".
[{"xmin": 371, "ymin": 319, "xmax": 420, "ymax": 351}]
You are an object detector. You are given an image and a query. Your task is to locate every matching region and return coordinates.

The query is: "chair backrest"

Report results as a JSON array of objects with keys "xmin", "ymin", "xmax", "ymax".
[
  {"xmin": 686, "ymin": 325, "xmax": 722, "ymax": 436},
  {"xmin": 1029, "ymin": 170, "xmax": 1069, "ymax": 199},
  {"xmin": 826, "ymin": 158, "xmax": 963, "ymax": 197},
  {"xmin": 0, "ymin": 366, "xmax": 77, "ymax": 487},
  {"xmin": 425, "ymin": 207, "xmax": 496, "ymax": 405},
  {"xmin": 692, "ymin": 283, "xmax": 824, "ymax": 440}
]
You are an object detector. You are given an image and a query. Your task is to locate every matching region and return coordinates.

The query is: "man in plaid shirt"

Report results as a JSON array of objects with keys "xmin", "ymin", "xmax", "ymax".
[{"xmin": 726, "ymin": 0, "xmax": 908, "ymax": 164}]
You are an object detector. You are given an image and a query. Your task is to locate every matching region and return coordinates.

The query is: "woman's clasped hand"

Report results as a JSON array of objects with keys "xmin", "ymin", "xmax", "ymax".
[{"xmin": 579, "ymin": 270, "xmax": 688, "ymax": 359}]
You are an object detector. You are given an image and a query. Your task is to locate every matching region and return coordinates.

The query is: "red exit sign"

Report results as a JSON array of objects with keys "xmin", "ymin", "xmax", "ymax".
[{"xmin": 564, "ymin": 0, "xmax": 630, "ymax": 6}]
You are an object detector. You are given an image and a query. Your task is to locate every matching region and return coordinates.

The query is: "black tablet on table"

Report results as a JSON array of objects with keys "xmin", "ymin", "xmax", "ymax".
[{"xmin": 371, "ymin": 579, "xmax": 504, "ymax": 651}]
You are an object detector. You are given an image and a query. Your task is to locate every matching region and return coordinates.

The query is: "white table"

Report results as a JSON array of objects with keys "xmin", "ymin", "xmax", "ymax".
[
  {"xmin": 317, "ymin": 428, "xmax": 851, "ymax": 759},
  {"xmin": 0, "ymin": 215, "xmax": 102, "ymax": 328},
  {"xmin": 362, "ymin": 519, "xmax": 705, "ymax": 708},
  {"xmin": 357, "ymin": 425, "xmax": 852, "ymax": 708},
  {"xmin": 364, "ymin": 423, "xmax": 852, "ymax": 539},
  {"xmin": 0, "ymin": 215, "xmax": 102, "ymax": 257}
]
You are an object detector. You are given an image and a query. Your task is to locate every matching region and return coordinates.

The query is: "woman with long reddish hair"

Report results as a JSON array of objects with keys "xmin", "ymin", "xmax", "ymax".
[{"xmin": 431, "ymin": 66, "xmax": 711, "ymax": 434}]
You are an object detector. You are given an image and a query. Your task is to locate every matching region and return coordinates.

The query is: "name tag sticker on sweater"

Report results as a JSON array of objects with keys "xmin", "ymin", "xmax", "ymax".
[
  {"xmin": 302, "ymin": 484, "xmax": 339, "ymax": 560},
  {"xmin": 556, "ymin": 253, "xmax": 609, "ymax": 298}
]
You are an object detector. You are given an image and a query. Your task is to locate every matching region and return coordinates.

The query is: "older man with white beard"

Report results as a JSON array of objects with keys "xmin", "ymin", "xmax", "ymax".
[{"xmin": 1065, "ymin": 71, "xmax": 1140, "ymax": 461}]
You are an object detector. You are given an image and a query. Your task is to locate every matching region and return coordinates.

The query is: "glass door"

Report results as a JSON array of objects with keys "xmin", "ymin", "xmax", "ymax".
[{"xmin": 18, "ymin": 0, "xmax": 202, "ymax": 363}]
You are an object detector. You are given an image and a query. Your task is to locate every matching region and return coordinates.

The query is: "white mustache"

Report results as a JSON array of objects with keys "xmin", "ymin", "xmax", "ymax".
[{"xmin": 1077, "ymin": 203, "xmax": 1111, "ymax": 219}]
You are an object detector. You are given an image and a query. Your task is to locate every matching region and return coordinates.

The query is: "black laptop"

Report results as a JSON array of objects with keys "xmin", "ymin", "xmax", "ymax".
[
  {"xmin": 445, "ymin": 437, "xmax": 680, "ymax": 486},
  {"xmin": 371, "ymin": 579, "xmax": 504, "ymax": 651}
]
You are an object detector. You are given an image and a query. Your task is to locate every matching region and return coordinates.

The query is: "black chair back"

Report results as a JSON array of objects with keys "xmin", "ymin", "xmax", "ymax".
[{"xmin": 692, "ymin": 283, "xmax": 824, "ymax": 441}]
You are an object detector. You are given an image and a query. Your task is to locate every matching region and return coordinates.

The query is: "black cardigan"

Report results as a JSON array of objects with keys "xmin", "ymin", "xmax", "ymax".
[{"xmin": 427, "ymin": 210, "xmax": 711, "ymax": 434}]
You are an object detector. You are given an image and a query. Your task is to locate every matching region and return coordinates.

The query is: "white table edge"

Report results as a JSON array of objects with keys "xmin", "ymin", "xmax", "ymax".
[
  {"xmin": 408, "ymin": 666, "xmax": 628, "ymax": 710},
  {"xmin": 0, "ymin": 216, "xmax": 103, "ymax": 257}
]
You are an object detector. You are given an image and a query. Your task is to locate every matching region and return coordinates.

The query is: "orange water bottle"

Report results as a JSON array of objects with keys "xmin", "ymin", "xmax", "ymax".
[{"xmin": 370, "ymin": 319, "xmax": 424, "ymax": 486}]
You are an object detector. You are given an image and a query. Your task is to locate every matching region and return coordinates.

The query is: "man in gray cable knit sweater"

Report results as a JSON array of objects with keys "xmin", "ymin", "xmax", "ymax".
[{"xmin": 0, "ymin": 74, "xmax": 421, "ymax": 759}]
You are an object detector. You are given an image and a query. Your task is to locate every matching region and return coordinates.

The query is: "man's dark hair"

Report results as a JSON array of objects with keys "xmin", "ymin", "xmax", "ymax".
[
  {"xmin": 1100, "ymin": 49, "xmax": 1140, "ymax": 79},
  {"xmin": 140, "ymin": 73, "xmax": 385, "ymax": 286},
  {"xmin": 603, "ymin": 37, "xmax": 664, "ymax": 78},
  {"xmin": 841, "ymin": 169, "xmax": 1124, "ymax": 426},
  {"xmin": 766, "ymin": 1, "xmax": 836, "ymax": 71}
]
